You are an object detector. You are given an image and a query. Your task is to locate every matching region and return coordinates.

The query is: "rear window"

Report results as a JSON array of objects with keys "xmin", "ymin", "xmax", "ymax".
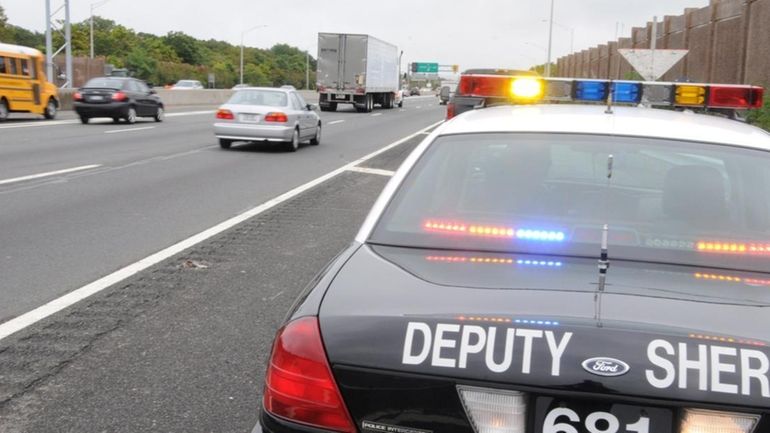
[
  {"xmin": 227, "ymin": 90, "xmax": 288, "ymax": 107},
  {"xmin": 84, "ymin": 77, "xmax": 125, "ymax": 89},
  {"xmin": 370, "ymin": 133, "xmax": 770, "ymax": 272}
]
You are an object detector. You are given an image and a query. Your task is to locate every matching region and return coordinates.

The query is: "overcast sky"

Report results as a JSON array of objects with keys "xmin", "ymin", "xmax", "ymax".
[{"xmin": 2, "ymin": 0, "xmax": 708, "ymax": 71}]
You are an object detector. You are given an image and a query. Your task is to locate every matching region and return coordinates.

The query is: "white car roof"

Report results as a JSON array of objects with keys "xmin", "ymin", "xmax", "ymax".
[{"xmin": 439, "ymin": 104, "xmax": 770, "ymax": 151}]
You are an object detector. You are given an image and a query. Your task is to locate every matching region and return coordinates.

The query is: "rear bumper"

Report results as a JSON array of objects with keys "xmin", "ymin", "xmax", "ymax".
[
  {"xmin": 74, "ymin": 102, "xmax": 129, "ymax": 117},
  {"xmin": 213, "ymin": 122, "xmax": 294, "ymax": 142},
  {"xmin": 255, "ymin": 408, "xmax": 329, "ymax": 433}
]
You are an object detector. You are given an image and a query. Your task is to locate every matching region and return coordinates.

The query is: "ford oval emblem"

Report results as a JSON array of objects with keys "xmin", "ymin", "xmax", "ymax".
[{"xmin": 581, "ymin": 357, "xmax": 630, "ymax": 377}]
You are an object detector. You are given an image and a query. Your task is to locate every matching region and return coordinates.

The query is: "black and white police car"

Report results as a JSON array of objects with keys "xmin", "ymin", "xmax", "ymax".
[{"xmin": 254, "ymin": 73, "xmax": 770, "ymax": 433}]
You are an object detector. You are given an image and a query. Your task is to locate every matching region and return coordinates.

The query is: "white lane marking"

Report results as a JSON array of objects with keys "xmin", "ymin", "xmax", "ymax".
[
  {"xmin": 370, "ymin": 113, "xmax": 383, "ymax": 117},
  {"xmin": 418, "ymin": 131, "xmax": 431, "ymax": 135},
  {"xmin": 104, "ymin": 126, "xmax": 156, "ymax": 134},
  {"xmin": 0, "ymin": 109, "xmax": 215, "ymax": 130},
  {"xmin": 0, "ymin": 119, "xmax": 444, "ymax": 341},
  {"xmin": 0, "ymin": 164, "xmax": 102, "ymax": 186},
  {"xmin": 166, "ymin": 110, "xmax": 215, "ymax": 117},
  {"xmin": 328, "ymin": 120, "xmax": 345, "ymax": 125},
  {"xmin": 415, "ymin": 106, "xmax": 422, "ymax": 109},
  {"xmin": 399, "ymin": 109, "xmax": 406, "ymax": 112},
  {"xmin": 347, "ymin": 166, "xmax": 395, "ymax": 177}
]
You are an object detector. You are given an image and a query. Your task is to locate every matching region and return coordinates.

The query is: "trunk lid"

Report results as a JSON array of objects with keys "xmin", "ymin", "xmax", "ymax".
[{"xmin": 319, "ymin": 244, "xmax": 770, "ymax": 420}]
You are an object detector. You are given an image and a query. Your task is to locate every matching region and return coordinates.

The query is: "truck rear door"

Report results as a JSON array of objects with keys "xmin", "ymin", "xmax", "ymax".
[{"xmin": 318, "ymin": 33, "xmax": 343, "ymax": 91}]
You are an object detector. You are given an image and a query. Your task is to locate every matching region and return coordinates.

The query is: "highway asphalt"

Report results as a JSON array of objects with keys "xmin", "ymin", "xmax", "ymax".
[
  {"xmin": 0, "ymin": 96, "xmax": 443, "ymax": 432},
  {"xmin": 0, "ymin": 96, "xmax": 444, "ymax": 325}
]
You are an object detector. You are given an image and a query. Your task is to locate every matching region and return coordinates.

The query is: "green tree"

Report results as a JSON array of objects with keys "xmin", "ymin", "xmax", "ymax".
[
  {"xmin": 163, "ymin": 31, "xmax": 202, "ymax": 65},
  {"xmin": 0, "ymin": 4, "xmax": 12, "ymax": 41},
  {"xmin": 125, "ymin": 46, "xmax": 157, "ymax": 81}
]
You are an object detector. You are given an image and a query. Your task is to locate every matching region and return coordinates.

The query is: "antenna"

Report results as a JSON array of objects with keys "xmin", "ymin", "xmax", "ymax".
[{"xmin": 594, "ymin": 154, "xmax": 613, "ymax": 326}]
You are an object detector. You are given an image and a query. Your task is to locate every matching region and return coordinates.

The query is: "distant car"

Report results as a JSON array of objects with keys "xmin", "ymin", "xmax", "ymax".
[
  {"xmin": 410, "ymin": 87, "xmax": 421, "ymax": 96},
  {"xmin": 73, "ymin": 77, "xmax": 164, "ymax": 124},
  {"xmin": 171, "ymin": 80, "xmax": 204, "ymax": 90},
  {"xmin": 214, "ymin": 86, "xmax": 321, "ymax": 152},
  {"xmin": 232, "ymin": 83, "xmax": 251, "ymax": 89}
]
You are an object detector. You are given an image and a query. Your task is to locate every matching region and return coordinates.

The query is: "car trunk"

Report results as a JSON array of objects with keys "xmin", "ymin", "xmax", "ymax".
[
  {"xmin": 319, "ymin": 244, "xmax": 770, "ymax": 433},
  {"xmin": 219, "ymin": 103, "xmax": 282, "ymax": 125},
  {"xmin": 80, "ymin": 87, "xmax": 121, "ymax": 104}
]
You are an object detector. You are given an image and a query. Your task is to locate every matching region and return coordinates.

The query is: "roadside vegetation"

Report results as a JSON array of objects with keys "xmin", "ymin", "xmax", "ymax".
[{"xmin": 0, "ymin": 5, "xmax": 315, "ymax": 89}]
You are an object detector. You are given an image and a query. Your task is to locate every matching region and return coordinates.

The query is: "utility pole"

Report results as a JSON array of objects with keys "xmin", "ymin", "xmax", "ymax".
[
  {"xmin": 545, "ymin": 0, "xmax": 555, "ymax": 77},
  {"xmin": 306, "ymin": 51, "xmax": 310, "ymax": 90},
  {"xmin": 45, "ymin": 0, "xmax": 73, "ymax": 87},
  {"xmin": 240, "ymin": 25, "xmax": 267, "ymax": 85}
]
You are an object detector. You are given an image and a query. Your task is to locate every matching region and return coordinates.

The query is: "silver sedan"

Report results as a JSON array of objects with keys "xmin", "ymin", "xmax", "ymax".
[{"xmin": 214, "ymin": 87, "xmax": 321, "ymax": 152}]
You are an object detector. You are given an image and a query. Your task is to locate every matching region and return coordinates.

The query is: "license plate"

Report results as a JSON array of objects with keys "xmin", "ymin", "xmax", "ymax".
[
  {"xmin": 89, "ymin": 95, "xmax": 103, "ymax": 101},
  {"xmin": 535, "ymin": 397, "xmax": 672, "ymax": 433},
  {"xmin": 239, "ymin": 114, "xmax": 259, "ymax": 122},
  {"xmin": 336, "ymin": 94, "xmax": 346, "ymax": 99}
]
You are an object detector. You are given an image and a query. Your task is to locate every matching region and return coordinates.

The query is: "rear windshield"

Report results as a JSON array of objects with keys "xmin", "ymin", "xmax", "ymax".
[
  {"xmin": 175, "ymin": 80, "xmax": 196, "ymax": 86},
  {"xmin": 227, "ymin": 90, "xmax": 287, "ymax": 107},
  {"xmin": 370, "ymin": 133, "xmax": 770, "ymax": 273},
  {"xmin": 84, "ymin": 78, "xmax": 125, "ymax": 89}
]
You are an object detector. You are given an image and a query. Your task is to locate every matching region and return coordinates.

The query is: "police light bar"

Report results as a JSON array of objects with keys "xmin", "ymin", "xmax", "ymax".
[{"xmin": 454, "ymin": 74, "xmax": 764, "ymax": 110}]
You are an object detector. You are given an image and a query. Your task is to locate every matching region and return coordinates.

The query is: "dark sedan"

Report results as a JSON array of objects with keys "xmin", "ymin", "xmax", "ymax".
[{"xmin": 73, "ymin": 77, "xmax": 164, "ymax": 124}]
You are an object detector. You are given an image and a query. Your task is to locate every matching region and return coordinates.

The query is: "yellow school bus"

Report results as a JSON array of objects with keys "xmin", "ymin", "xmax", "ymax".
[{"xmin": 0, "ymin": 42, "xmax": 60, "ymax": 121}]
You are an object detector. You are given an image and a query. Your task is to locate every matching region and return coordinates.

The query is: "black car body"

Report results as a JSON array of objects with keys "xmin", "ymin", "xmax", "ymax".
[
  {"xmin": 255, "ymin": 96, "xmax": 770, "ymax": 433},
  {"xmin": 74, "ymin": 77, "xmax": 164, "ymax": 124},
  {"xmin": 410, "ymin": 88, "xmax": 421, "ymax": 96}
]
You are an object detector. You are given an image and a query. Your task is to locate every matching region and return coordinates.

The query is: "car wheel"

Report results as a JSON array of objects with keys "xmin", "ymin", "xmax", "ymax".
[
  {"xmin": 367, "ymin": 94, "xmax": 374, "ymax": 112},
  {"xmin": 310, "ymin": 124, "xmax": 321, "ymax": 145},
  {"xmin": 43, "ymin": 98, "xmax": 57, "ymax": 120},
  {"xmin": 398, "ymin": 100, "xmax": 403, "ymax": 108},
  {"xmin": 125, "ymin": 107, "xmax": 137, "ymax": 124},
  {"xmin": 112, "ymin": 117, "xmax": 121, "ymax": 123},
  {"xmin": 79, "ymin": 115, "xmax": 90, "ymax": 124},
  {"xmin": 219, "ymin": 138, "xmax": 232, "ymax": 149},
  {"xmin": 286, "ymin": 128, "xmax": 299, "ymax": 152},
  {"xmin": 0, "ymin": 99, "xmax": 8, "ymax": 122},
  {"xmin": 154, "ymin": 106, "xmax": 164, "ymax": 122}
]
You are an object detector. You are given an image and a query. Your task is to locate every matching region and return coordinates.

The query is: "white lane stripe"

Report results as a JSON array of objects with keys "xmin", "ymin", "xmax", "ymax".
[
  {"xmin": 328, "ymin": 120, "xmax": 345, "ymax": 125},
  {"xmin": 415, "ymin": 106, "xmax": 422, "ymax": 109},
  {"xmin": 347, "ymin": 166, "xmax": 395, "ymax": 177},
  {"xmin": 104, "ymin": 126, "xmax": 156, "ymax": 134},
  {"xmin": 370, "ymin": 113, "xmax": 383, "ymax": 117},
  {"xmin": 0, "ymin": 164, "xmax": 102, "ymax": 186},
  {"xmin": 165, "ymin": 110, "xmax": 215, "ymax": 117},
  {"xmin": 0, "ymin": 119, "xmax": 444, "ymax": 342},
  {"xmin": 0, "ymin": 109, "xmax": 216, "ymax": 130}
]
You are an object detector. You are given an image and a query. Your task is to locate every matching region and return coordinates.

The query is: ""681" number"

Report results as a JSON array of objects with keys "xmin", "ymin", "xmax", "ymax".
[{"xmin": 543, "ymin": 408, "xmax": 649, "ymax": 433}]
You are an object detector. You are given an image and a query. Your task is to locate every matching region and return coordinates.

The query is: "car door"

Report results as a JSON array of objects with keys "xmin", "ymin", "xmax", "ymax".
[
  {"xmin": 124, "ymin": 80, "xmax": 144, "ymax": 115},
  {"xmin": 292, "ymin": 92, "xmax": 314, "ymax": 138},
  {"xmin": 289, "ymin": 92, "xmax": 308, "ymax": 138},
  {"xmin": 135, "ymin": 80, "xmax": 157, "ymax": 116}
]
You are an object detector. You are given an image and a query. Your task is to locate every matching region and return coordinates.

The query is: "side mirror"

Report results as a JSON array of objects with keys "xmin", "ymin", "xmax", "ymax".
[
  {"xmin": 149, "ymin": 89, "xmax": 157, "ymax": 95},
  {"xmin": 307, "ymin": 104, "xmax": 317, "ymax": 111}
]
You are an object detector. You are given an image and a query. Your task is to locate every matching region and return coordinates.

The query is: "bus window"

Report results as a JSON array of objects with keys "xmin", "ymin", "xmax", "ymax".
[
  {"xmin": 21, "ymin": 59, "xmax": 30, "ymax": 76},
  {"xmin": 8, "ymin": 57, "xmax": 18, "ymax": 75},
  {"xmin": 0, "ymin": 57, "xmax": 6, "ymax": 74}
]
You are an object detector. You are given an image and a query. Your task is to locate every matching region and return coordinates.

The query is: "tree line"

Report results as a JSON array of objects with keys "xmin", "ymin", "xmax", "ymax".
[{"xmin": 0, "ymin": 5, "xmax": 315, "ymax": 89}]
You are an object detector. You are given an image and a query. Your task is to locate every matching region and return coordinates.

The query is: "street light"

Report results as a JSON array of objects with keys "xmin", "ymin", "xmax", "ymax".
[
  {"xmin": 90, "ymin": 0, "xmax": 112, "ymax": 59},
  {"xmin": 541, "ymin": 19, "xmax": 574, "ymax": 54},
  {"xmin": 545, "ymin": 0, "xmax": 555, "ymax": 77},
  {"xmin": 240, "ymin": 24, "xmax": 268, "ymax": 85}
]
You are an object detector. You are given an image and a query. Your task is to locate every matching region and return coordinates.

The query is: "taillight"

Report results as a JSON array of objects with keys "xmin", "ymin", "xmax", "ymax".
[
  {"xmin": 446, "ymin": 102, "xmax": 456, "ymax": 119},
  {"xmin": 73, "ymin": 92, "xmax": 83, "ymax": 101},
  {"xmin": 216, "ymin": 109, "xmax": 234, "ymax": 120},
  {"xmin": 263, "ymin": 317, "xmax": 355, "ymax": 433},
  {"xmin": 264, "ymin": 112, "xmax": 288, "ymax": 122},
  {"xmin": 111, "ymin": 91, "xmax": 127, "ymax": 102}
]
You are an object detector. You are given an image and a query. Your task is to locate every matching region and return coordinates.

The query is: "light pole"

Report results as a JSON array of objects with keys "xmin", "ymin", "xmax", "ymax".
[
  {"xmin": 90, "ymin": 0, "xmax": 112, "ymax": 59},
  {"xmin": 545, "ymin": 0, "xmax": 555, "ymax": 77},
  {"xmin": 240, "ymin": 24, "xmax": 268, "ymax": 85},
  {"xmin": 541, "ymin": 19, "xmax": 574, "ymax": 54},
  {"xmin": 306, "ymin": 50, "xmax": 310, "ymax": 90}
]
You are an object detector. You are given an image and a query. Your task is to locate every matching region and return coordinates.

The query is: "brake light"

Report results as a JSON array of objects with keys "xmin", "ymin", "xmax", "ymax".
[
  {"xmin": 73, "ymin": 92, "xmax": 83, "ymax": 101},
  {"xmin": 111, "ymin": 91, "xmax": 127, "ymax": 102},
  {"xmin": 263, "ymin": 317, "xmax": 355, "ymax": 433},
  {"xmin": 265, "ymin": 112, "xmax": 288, "ymax": 122},
  {"xmin": 216, "ymin": 109, "xmax": 234, "ymax": 120},
  {"xmin": 446, "ymin": 102, "xmax": 456, "ymax": 119},
  {"xmin": 708, "ymin": 85, "xmax": 764, "ymax": 109}
]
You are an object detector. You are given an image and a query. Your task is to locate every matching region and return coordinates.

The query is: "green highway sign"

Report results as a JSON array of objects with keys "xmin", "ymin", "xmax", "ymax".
[{"xmin": 411, "ymin": 62, "xmax": 439, "ymax": 73}]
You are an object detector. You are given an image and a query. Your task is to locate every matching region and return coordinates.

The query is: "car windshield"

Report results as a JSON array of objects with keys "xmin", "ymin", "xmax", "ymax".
[
  {"xmin": 227, "ymin": 90, "xmax": 288, "ymax": 107},
  {"xmin": 370, "ymin": 133, "xmax": 770, "ymax": 273},
  {"xmin": 84, "ymin": 77, "xmax": 125, "ymax": 89}
]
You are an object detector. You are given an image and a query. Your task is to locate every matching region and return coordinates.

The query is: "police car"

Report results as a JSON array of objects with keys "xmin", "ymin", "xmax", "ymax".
[{"xmin": 254, "ymin": 73, "xmax": 770, "ymax": 433}]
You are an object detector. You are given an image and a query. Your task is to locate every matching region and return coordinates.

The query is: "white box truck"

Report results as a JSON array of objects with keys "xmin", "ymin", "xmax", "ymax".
[{"xmin": 316, "ymin": 33, "xmax": 400, "ymax": 113}]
